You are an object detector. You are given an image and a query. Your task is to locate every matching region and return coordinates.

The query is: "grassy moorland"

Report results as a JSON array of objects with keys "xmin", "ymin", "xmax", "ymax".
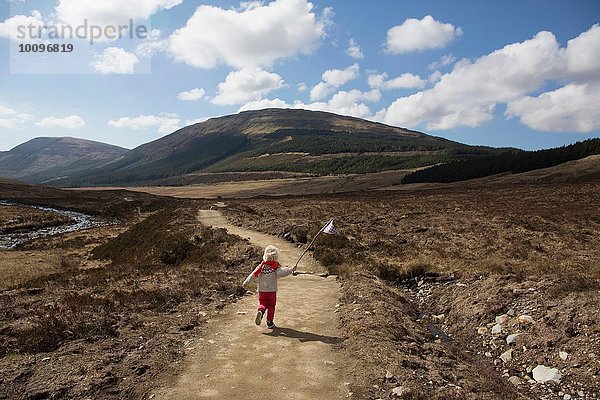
[{"xmin": 224, "ymin": 181, "xmax": 600, "ymax": 399}]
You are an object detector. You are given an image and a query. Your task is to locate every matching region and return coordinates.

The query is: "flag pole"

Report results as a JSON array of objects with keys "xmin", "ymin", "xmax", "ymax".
[{"xmin": 293, "ymin": 219, "xmax": 332, "ymax": 270}]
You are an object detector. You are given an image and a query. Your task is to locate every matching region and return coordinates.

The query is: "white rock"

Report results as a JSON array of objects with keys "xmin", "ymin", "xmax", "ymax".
[
  {"xmin": 500, "ymin": 349, "xmax": 513, "ymax": 363},
  {"xmin": 507, "ymin": 309, "xmax": 516, "ymax": 316},
  {"xmin": 506, "ymin": 333, "xmax": 523, "ymax": 345},
  {"xmin": 518, "ymin": 315, "xmax": 534, "ymax": 324},
  {"xmin": 391, "ymin": 386, "xmax": 408, "ymax": 397},
  {"xmin": 564, "ymin": 395, "xmax": 572, "ymax": 400},
  {"xmin": 559, "ymin": 351, "xmax": 569, "ymax": 361},
  {"xmin": 578, "ymin": 390, "xmax": 584, "ymax": 397},
  {"xmin": 491, "ymin": 324, "xmax": 502, "ymax": 334},
  {"xmin": 532, "ymin": 365, "xmax": 561, "ymax": 383},
  {"xmin": 495, "ymin": 314, "xmax": 509, "ymax": 324}
]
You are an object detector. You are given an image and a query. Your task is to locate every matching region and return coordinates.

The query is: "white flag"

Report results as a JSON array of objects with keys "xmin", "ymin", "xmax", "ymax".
[{"xmin": 322, "ymin": 219, "xmax": 340, "ymax": 235}]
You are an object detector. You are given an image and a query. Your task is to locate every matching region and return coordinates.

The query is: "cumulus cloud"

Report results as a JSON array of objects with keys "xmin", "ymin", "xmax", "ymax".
[
  {"xmin": 91, "ymin": 47, "xmax": 139, "ymax": 74},
  {"xmin": 346, "ymin": 38, "xmax": 364, "ymax": 59},
  {"xmin": 0, "ymin": 104, "xmax": 32, "ymax": 129},
  {"xmin": 310, "ymin": 63, "xmax": 359, "ymax": 101},
  {"xmin": 427, "ymin": 54, "xmax": 456, "ymax": 70},
  {"xmin": 35, "ymin": 115, "xmax": 86, "ymax": 129},
  {"xmin": 177, "ymin": 88, "xmax": 206, "ymax": 101},
  {"xmin": 108, "ymin": 113, "xmax": 180, "ymax": 133},
  {"xmin": 211, "ymin": 67, "xmax": 284, "ymax": 106},
  {"xmin": 506, "ymin": 82, "xmax": 600, "ymax": 133},
  {"xmin": 168, "ymin": 0, "xmax": 326, "ymax": 69},
  {"xmin": 56, "ymin": 0, "xmax": 182, "ymax": 27},
  {"xmin": 239, "ymin": 88, "xmax": 380, "ymax": 119},
  {"xmin": 367, "ymin": 72, "xmax": 425, "ymax": 90},
  {"xmin": 136, "ymin": 29, "xmax": 167, "ymax": 57},
  {"xmin": 0, "ymin": 10, "xmax": 44, "ymax": 41},
  {"xmin": 379, "ymin": 25, "xmax": 600, "ymax": 133},
  {"xmin": 386, "ymin": 15, "xmax": 462, "ymax": 54}
]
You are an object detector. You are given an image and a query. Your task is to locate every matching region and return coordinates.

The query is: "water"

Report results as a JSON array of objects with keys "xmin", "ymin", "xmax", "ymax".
[{"xmin": 0, "ymin": 201, "xmax": 114, "ymax": 249}]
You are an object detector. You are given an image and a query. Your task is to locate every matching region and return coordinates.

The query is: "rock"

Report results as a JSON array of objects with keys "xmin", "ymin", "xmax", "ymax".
[
  {"xmin": 495, "ymin": 314, "xmax": 509, "ymax": 324},
  {"xmin": 532, "ymin": 365, "xmax": 561, "ymax": 383},
  {"xmin": 491, "ymin": 324, "xmax": 502, "ymax": 334},
  {"xmin": 506, "ymin": 333, "xmax": 523, "ymax": 345},
  {"xmin": 433, "ymin": 314, "xmax": 445, "ymax": 321},
  {"xmin": 391, "ymin": 386, "xmax": 409, "ymax": 397},
  {"xmin": 507, "ymin": 309, "xmax": 516, "ymax": 316},
  {"xmin": 518, "ymin": 315, "xmax": 534, "ymax": 324},
  {"xmin": 485, "ymin": 352, "xmax": 492, "ymax": 358},
  {"xmin": 236, "ymin": 311, "xmax": 248, "ymax": 315},
  {"xmin": 564, "ymin": 395, "xmax": 572, "ymax": 400},
  {"xmin": 508, "ymin": 376, "xmax": 521, "ymax": 386},
  {"xmin": 500, "ymin": 349, "xmax": 513, "ymax": 363},
  {"xmin": 385, "ymin": 371, "xmax": 394, "ymax": 380},
  {"xmin": 477, "ymin": 327, "xmax": 488, "ymax": 335},
  {"xmin": 559, "ymin": 351, "xmax": 569, "ymax": 361}
]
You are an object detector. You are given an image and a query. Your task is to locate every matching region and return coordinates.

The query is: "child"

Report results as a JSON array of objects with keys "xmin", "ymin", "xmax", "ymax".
[{"xmin": 242, "ymin": 245, "xmax": 295, "ymax": 329}]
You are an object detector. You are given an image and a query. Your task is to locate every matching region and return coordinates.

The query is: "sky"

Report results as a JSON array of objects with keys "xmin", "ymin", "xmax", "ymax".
[{"xmin": 0, "ymin": 0, "xmax": 599, "ymax": 151}]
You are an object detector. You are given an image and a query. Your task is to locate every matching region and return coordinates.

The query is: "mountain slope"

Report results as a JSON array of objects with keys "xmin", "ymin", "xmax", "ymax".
[
  {"xmin": 56, "ymin": 109, "xmax": 513, "ymax": 187},
  {"xmin": 0, "ymin": 137, "xmax": 127, "ymax": 184}
]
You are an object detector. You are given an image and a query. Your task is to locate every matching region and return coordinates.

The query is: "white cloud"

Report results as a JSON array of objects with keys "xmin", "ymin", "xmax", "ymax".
[
  {"xmin": 211, "ymin": 67, "xmax": 284, "ymax": 106},
  {"xmin": 136, "ymin": 29, "xmax": 167, "ymax": 58},
  {"xmin": 310, "ymin": 63, "xmax": 359, "ymax": 101},
  {"xmin": 56, "ymin": 0, "xmax": 182, "ymax": 27},
  {"xmin": 0, "ymin": 104, "xmax": 32, "ymax": 129},
  {"xmin": 239, "ymin": 88, "xmax": 380, "ymax": 119},
  {"xmin": 346, "ymin": 38, "xmax": 364, "ymax": 59},
  {"xmin": 108, "ymin": 113, "xmax": 181, "ymax": 133},
  {"xmin": 297, "ymin": 83, "xmax": 308, "ymax": 92},
  {"xmin": 565, "ymin": 23, "xmax": 600, "ymax": 78},
  {"xmin": 35, "ymin": 115, "xmax": 86, "ymax": 129},
  {"xmin": 91, "ymin": 47, "xmax": 139, "ymax": 74},
  {"xmin": 168, "ymin": 0, "xmax": 326, "ymax": 69},
  {"xmin": 0, "ymin": 10, "xmax": 44, "ymax": 41},
  {"xmin": 177, "ymin": 88, "xmax": 206, "ymax": 101},
  {"xmin": 367, "ymin": 72, "xmax": 425, "ymax": 90},
  {"xmin": 427, "ymin": 54, "xmax": 456, "ymax": 70},
  {"xmin": 386, "ymin": 15, "xmax": 462, "ymax": 54},
  {"xmin": 506, "ymin": 82, "xmax": 600, "ymax": 133},
  {"xmin": 379, "ymin": 25, "xmax": 600, "ymax": 133}
]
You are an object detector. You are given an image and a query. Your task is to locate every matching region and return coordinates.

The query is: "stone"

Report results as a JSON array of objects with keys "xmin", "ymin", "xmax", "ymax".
[
  {"xmin": 507, "ymin": 309, "xmax": 516, "ymax": 316},
  {"xmin": 500, "ymin": 349, "xmax": 513, "ymax": 363},
  {"xmin": 491, "ymin": 324, "xmax": 502, "ymax": 334},
  {"xmin": 559, "ymin": 351, "xmax": 569, "ymax": 361},
  {"xmin": 477, "ymin": 327, "xmax": 488, "ymax": 335},
  {"xmin": 506, "ymin": 333, "xmax": 523, "ymax": 345},
  {"xmin": 385, "ymin": 371, "xmax": 394, "ymax": 380},
  {"xmin": 236, "ymin": 311, "xmax": 247, "ymax": 315},
  {"xmin": 564, "ymin": 395, "xmax": 572, "ymax": 400},
  {"xmin": 508, "ymin": 376, "xmax": 521, "ymax": 386},
  {"xmin": 532, "ymin": 365, "xmax": 561, "ymax": 383},
  {"xmin": 391, "ymin": 386, "xmax": 409, "ymax": 397},
  {"xmin": 495, "ymin": 314, "xmax": 509, "ymax": 324},
  {"xmin": 518, "ymin": 315, "xmax": 534, "ymax": 324}
]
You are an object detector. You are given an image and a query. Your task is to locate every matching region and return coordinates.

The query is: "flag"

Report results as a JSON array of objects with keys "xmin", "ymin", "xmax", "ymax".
[{"xmin": 322, "ymin": 219, "xmax": 340, "ymax": 235}]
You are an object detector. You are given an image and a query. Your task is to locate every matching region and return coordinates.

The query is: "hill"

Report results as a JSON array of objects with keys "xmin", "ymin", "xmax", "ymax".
[
  {"xmin": 401, "ymin": 138, "xmax": 600, "ymax": 184},
  {"xmin": 53, "ymin": 109, "xmax": 513, "ymax": 186},
  {"xmin": 0, "ymin": 137, "xmax": 127, "ymax": 184}
]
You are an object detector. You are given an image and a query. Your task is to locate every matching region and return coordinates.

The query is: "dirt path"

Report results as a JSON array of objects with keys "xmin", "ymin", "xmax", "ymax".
[{"xmin": 153, "ymin": 210, "xmax": 349, "ymax": 400}]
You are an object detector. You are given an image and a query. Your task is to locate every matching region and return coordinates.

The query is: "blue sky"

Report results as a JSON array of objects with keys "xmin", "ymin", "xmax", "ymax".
[{"xmin": 0, "ymin": 0, "xmax": 599, "ymax": 151}]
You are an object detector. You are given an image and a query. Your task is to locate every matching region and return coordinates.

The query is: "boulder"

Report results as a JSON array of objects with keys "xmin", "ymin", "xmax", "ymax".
[{"xmin": 532, "ymin": 365, "xmax": 561, "ymax": 383}]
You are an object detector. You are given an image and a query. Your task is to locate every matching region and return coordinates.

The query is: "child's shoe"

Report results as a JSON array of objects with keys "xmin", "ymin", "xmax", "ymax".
[
  {"xmin": 266, "ymin": 320, "xmax": 276, "ymax": 329},
  {"xmin": 255, "ymin": 310, "xmax": 264, "ymax": 325}
]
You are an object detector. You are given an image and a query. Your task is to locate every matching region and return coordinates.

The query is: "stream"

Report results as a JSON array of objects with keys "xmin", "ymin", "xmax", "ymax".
[{"xmin": 0, "ymin": 201, "xmax": 114, "ymax": 249}]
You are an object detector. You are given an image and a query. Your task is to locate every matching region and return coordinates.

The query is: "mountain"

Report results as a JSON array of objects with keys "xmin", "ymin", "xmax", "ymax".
[
  {"xmin": 401, "ymin": 138, "xmax": 600, "ymax": 184},
  {"xmin": 55, "ymin": 109, "xmax": 514, "ymax": 187},
  {"xmin": 0, "ymin": 137, "xmax": 128, "ymax": 184}
]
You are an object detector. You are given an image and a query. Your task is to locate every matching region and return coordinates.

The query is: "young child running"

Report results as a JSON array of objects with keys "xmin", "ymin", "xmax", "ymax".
[{"xmin": 242, "ymin": 245, "xmax": 295, "ymax": 329}]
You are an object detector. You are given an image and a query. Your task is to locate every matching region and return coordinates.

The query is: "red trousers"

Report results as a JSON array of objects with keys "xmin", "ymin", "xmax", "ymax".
[{"xmin": 258, "ymin": 291, "xmax": 277, "ymax": 321}]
